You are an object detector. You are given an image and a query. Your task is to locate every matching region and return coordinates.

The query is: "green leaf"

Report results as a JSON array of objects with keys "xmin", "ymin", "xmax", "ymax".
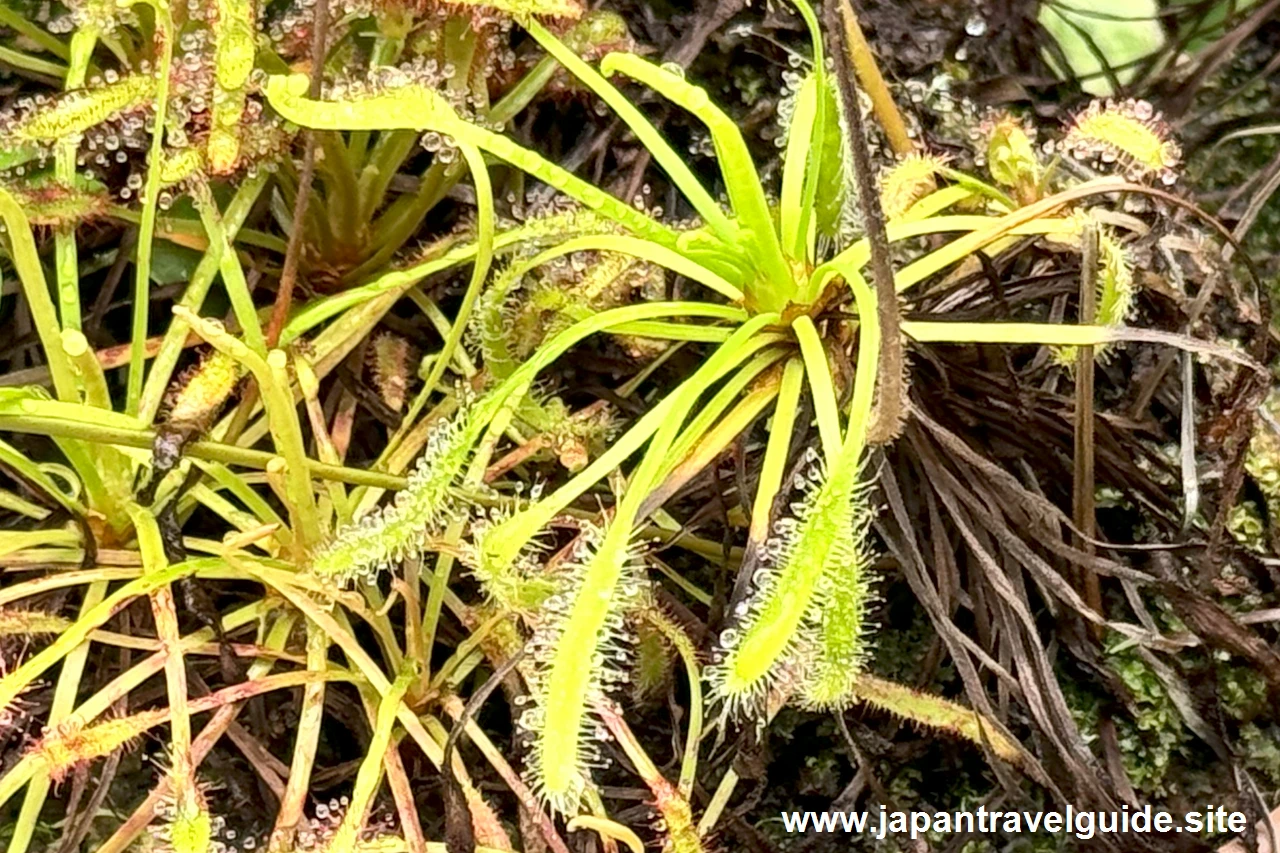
[
  {"xmin": 149, "ymin": 241, "xmax": 203, "ymax": 286},
  {"xmin": 1172, "ymin": 0, "xmax": 1259, "ymax": 54},
  {"xmin": 1038, "ymin": 0, "xmax": 1166, "ymax": 96}
]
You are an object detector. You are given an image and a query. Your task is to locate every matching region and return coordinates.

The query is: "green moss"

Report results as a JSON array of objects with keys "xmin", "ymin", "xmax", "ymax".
[
  {"xmin": 1107, "ymin": 647, "xmax": 1189, "ymax": 794},
  {"xmin": 1239, "ymin": 723, "xmax": 1280, "ymax": 786}
]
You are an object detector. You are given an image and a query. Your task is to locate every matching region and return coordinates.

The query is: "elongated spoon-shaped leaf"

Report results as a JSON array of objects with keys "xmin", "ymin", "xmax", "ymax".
[
  {"xmin": 522, "ymin": 315, "xmax": 779, "ymax": 812},
  {"xmin": 711, "ymin": 441, "xmax": 871, "ymax": 712},
  {"xmin": 713, "ymin": 263, "xmax": 881, "ymax": 712}
]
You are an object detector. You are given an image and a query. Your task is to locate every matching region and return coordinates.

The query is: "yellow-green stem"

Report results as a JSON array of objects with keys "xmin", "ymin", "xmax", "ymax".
[
  {"xmin": 749, "ymin": 358, "xmax": 805, "ymax": 544},
  {"xmin": 327, "ymin": 673, "xmax": 412, "ymax": 853},
  {"xmin": 269, "ymin": 625, "xmax": 330, "ymax": 851},
  {"xmin": 125, "ymin": 0, "xmax": 175, "ymax": 414},
  {"xmin": 137, "ymin": 172, "xmax": 269, "ymax": 424},
  {"xmin": 53, "ymin": 27, "xmax": 97, "ymax": 334},
  {"xmin": 128, "ymin": 507, "xmax": 196, "ymax": 808}
]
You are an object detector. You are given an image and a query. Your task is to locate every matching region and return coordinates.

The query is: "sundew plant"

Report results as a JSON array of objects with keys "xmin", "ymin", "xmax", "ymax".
[
  {"xmin": 264, "ymin": 0, "xmax": 1230, "ymax": 817},
  {"xmin": 0, "ymin": 0, "xmax": 1263, "ymax": 846},
  {"xmin": 0, "ymin": 0, "xmax": 655, "ymax": 848}
]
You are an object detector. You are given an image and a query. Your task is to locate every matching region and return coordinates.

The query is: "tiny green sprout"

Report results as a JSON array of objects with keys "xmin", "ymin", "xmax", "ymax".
[
  {"xmin": 3, "ymin": 75, "xmax": 155, "ymax": 143},
  {"xmin": 29, "ymin": 710, "xmax": 167, "ymax": 781},
  {"xmin": 1064, "ymin": 99, "xmax": 1181, "ymax": 184},
  {"xmin": 985, "ymin": 115, "xmax": 1041, "ymax": 205}
]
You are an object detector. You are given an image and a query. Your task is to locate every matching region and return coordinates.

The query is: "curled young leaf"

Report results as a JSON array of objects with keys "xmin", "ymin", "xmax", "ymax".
[
  {"xmin": 879, "ymin": 153, "xmax": 944, "ymax": 221},
  {"xmin": 984, "ymin": 115, "xmax": 1040, "ymax": 204},
  {"xmin": 165, "ymin": 349, "xmax": 243, "ymax": 430}
]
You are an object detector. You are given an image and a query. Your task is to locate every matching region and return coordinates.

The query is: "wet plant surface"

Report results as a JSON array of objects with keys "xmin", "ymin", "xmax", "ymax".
[{"xmin": 1, "ymin": 1, "xmax": 1280, "ymax": 852}]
